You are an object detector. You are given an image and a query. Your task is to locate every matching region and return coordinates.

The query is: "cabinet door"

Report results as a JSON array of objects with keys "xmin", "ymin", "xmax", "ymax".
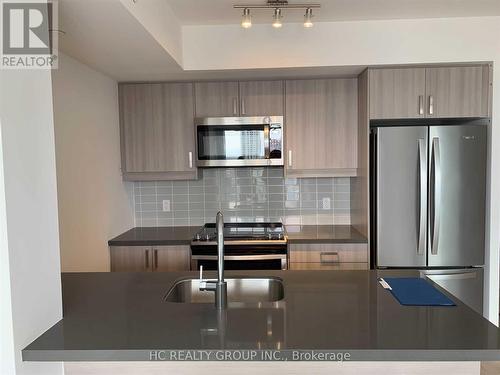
[
  {"xmin": 194, "ymin": 81, "xmax": 239, "ymax": 117},
  {"xmin": 369, "ymin": 68, "xmax": 426, "ymax": 119},
  {"xmin": 152, "ymin": 83, "xmax": 196, "ymax": 175},
  {"xmin": 120, "ymin": 84, "xmax": 154, "ymax": 173},
  {"xmin": 285, "ymin": 79, "xmax": 358, "ymax": 177},
  {"xmin": 152, "ymin": 245, "xmax": 191, "ymax": 271},
  {"xmin": 119, "ymin": 83, "xmax": 196, "ymax": 180},
  {"xmin": 239, "ymin": 80, "xmax": 284, "ymax": 116},
  {"xmin": 425, "ymin": 66, "xmax": 490, "ymax": 118},
  {"xmin": 110, "ymin": 246, "xmax": 151, "ymax": 272}
]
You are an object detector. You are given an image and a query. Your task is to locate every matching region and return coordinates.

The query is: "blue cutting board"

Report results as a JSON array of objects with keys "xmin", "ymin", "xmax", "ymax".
[{"xmin": 382, "ymin": 277, "xmax": 456, "ymax": 307}]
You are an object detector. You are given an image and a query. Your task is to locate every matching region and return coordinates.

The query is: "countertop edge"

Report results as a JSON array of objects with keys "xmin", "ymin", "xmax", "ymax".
[
  {"xmin": 108, "ymin": 239, "xmax": 191, "ymax": 247},
  {"xmin": 22, "ymin": 348, "xmax": 500, "ymax": 362},
  {"xmin": 108, "ymin": 225, "xmax": 368, "ymax": 247}
]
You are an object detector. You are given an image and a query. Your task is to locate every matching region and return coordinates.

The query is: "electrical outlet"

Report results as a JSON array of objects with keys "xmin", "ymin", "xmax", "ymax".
[
  {"xmin": 162, "ymin": 200, "xmax": 171, "ymax": 212},
  {"xmin": 322, "ymin": 197, "xmax": 331, "ymax": 210}
]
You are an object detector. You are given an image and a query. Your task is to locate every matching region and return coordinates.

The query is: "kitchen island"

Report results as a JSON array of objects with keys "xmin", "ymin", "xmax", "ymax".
[{"xmin": 23, "ymin": 270, "xmax": 500, "ymax": 374}]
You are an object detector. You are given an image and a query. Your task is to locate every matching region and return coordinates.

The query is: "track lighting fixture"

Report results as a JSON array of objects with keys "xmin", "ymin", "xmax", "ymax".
[{"xmin": 234, "ymin": 1, "xmax": 320, "ymax": 29}]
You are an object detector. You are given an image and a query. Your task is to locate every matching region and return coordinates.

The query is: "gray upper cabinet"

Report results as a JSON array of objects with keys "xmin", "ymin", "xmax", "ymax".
[
  {"xmin": 285, "ymin": 78, "xmax": 358, "ymax": 177},
  {"xmin": 119, "ymin": 82, "xmax": 196, "ymax": 181},
  {"xmin": 369, "ymin": 65, "xmax": 491, "ymax": 120},
  {"xmin": 239, "ymin": 80, "xmax": 284, "ymax": 116},
  {"xmin": 369, "ymin": 68, "xmax": 426, "ymax": 119},
  {"xmin": 194, "ymin": 81, "xmax": 239, "ymax": 117},
  {"xmin": 425, "ymin": 66, "xmax": 491, "ymax": 118}
]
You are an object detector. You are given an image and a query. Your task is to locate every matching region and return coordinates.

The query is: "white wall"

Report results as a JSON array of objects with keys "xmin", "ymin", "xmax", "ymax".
[
  {"xmin": 0, "ymin": 67, "xmax": 63, "ymax": 374},
  {"xmin": 183, "ymin": 16, "xmax": 500, "ymax": 325},
  {"xmin": 120, "ymin": 0, "xmax": 183, "ymax": 66},
  {"xmin": 53, "ymin": 53, "xmax": 134, "ymax": 272}
]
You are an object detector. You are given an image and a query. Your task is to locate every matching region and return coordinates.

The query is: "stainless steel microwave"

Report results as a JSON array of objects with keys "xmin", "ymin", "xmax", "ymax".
[{"xmin": 195, "ymin": 116, "xmax": 283, "ymax": 167}]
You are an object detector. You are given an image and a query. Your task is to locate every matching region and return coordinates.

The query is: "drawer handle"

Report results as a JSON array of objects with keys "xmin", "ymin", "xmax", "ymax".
[
  {"xmin": 320, "ymin": 251, "xmax": 340, "ymax": 264},
  {"xmin": 145, "ymin": 249, "xmax": 150, "ymax": 269}
]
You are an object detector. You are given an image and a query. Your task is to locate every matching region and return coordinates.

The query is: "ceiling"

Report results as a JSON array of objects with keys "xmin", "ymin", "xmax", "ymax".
[
  {"xmin": 58, "ymin": 0, "xmax": 183, "ymax": 81},
  {"xmin": 57, "ymin": 0, "xmax": 500, "ymax": 82},
  {"xmin": 167, "ymin": 0, "xmax": 500, "ymax": 25}
]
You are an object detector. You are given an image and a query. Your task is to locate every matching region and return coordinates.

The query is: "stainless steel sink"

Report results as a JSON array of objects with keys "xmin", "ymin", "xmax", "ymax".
[{"xmin": 164, "ymin": 277, "xmax": 284, "ymax": 304}]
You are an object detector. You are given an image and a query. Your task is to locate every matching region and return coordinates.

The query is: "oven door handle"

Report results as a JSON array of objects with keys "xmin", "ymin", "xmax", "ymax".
[{"xmin": 192, "ymin": 254, "xmax": 287, "ymax": 261}]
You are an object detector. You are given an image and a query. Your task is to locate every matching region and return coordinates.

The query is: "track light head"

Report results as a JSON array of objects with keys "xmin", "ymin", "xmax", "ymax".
[
  {"xmin": 272, "ymin": 8, "xmax": 283, "ymax": 28},
  {"xmin": 304, "ymin": 8, "xmax": 313, "ymax": 28},
  {"xmin": 241, "ymin": 8, "xmax": 252, "ymax": 28}
]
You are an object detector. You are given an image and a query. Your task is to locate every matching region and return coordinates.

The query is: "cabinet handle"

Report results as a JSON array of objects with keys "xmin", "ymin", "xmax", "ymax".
[
  {"xmin": 288, "ymin": 150, "xmax": 292, "ymax": 167},
  {"xmin": 154, "ymin": 249, "xmax": 158, "ymax": 270},
  {"xmin": 320, "ymin": 251, "xmax": 340, "ymax": 264},
  {"xmin": 418, "ymin": 95, "xmax": 424, "ymax": 115},
  {"xmin": 145, "ymin": 249, "xmax": 150, "ymax": 270},
  {"xmin": 233, "ymin": 98, "xmax": 238, "ymax": 115},
  {"xmin": 241, "ymin": 98, "xmax": 246, "ymax": 115},
  {"xmin": 188, "ymin": 151, "xmax": 193, "ymax": 169},
  {"xmin": 428, "ymin": 95, "xmax": 434, "ymax": 115}
]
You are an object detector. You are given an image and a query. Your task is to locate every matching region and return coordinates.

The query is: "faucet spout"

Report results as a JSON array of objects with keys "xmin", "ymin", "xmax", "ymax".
[
  {"xmin": 216, "ymin": 211, "xmax": 224, "ymax": 284},
  {"xmin": 199, "ymin": 212, "xmax": 227, "ymax": 309},
  {"xmin": 215, "ymin": 211, "xmax": 227, "ymax": 309}
]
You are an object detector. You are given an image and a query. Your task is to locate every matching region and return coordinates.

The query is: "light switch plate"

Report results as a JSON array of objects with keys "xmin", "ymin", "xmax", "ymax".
[
  {"xmin": 162, "ymin": 200, "xmax": 171, "ymax": 212},
  {"xmin": 322, "ymin": 197, "xmax": 331, "ymax": 210}
]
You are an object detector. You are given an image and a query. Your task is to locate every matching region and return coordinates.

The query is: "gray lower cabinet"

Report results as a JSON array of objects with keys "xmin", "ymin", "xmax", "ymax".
[
  {"xmin": 369, "ymin": 65, "xmax": 491, "ymax": 120},
  {"xmin": 119, "ymin": 82, "xmax": 197, "ymax": 181},
  {"xmin": 285, "ymin": 78, "xmax": 358, "ymax": 177},
  {"xmin": 110, "ymin": 245, "xmax": 191, "ymax": 272},
  {"xmin": 110, "ymin": 246, "xmax": 152, "ymax": 272},
  {"xmin": 288, "ymin": 244, "xmax": 368, "ymax": 271},
  {"xmin": 152, "ymin": 245, "xmax": 191, "ymax": 271}
]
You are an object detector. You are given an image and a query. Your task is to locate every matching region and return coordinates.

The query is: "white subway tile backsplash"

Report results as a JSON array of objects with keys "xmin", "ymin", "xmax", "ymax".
[{"xmin": 133, "ymin": 168, "xmax": 352, "ymax": 227}]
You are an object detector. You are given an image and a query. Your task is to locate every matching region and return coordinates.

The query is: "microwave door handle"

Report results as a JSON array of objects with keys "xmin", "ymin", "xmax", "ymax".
[{"xmin": 264, "ymin": 124, "xmax": 270, "ymax": 159}]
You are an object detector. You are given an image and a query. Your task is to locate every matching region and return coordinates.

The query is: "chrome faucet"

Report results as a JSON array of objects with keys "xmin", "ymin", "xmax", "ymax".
[{"xmin": 199, "ymin": 211, "xmax": 227, "ymax": 309}]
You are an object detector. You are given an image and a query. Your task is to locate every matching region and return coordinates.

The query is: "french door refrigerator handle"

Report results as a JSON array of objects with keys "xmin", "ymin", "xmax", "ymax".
[
  {"xmin": 417, "ymin": 138, "xmax": 427, "ymax": 255},
  {"xmin": 431, "ymin": 137, "xmax": 441, "ymax": 255}
]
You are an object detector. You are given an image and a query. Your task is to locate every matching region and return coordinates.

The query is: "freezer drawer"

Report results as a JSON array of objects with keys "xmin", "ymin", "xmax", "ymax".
[{"xmin": 420, "ymin": 268, "xmax": 483, "ymax": 314}]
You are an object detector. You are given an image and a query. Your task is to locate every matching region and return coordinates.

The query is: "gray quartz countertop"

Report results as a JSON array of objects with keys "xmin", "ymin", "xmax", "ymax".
[
  {"xmin": 22, "ymin": 270, "xmax": 500, "ymax": 362},
  {"xmin": 108, "ymin": 225, "xmax": 367, "ymax": 246},
  {"xmin": 285, "ymin": 225, "xmax": 367, "ymax": 244},
  {"xmin": 108, "ymin": 226, "xmax": 200, "ymax": 246}
]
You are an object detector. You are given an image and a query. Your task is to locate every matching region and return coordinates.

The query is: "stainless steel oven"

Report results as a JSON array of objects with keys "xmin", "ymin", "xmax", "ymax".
[
  {"xmin": 191, "ymin": 223, "xmax": 288, "ymax": 270},
  {"xmin": 195, "ymin": 116, "xmax": 283, "ymax": 167}
]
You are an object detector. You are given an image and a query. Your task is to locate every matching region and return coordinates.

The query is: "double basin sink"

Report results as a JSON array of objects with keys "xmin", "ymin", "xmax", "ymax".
[{"xmin": 165, "ymin": 277, "xmax": 284, "ymax": 304}]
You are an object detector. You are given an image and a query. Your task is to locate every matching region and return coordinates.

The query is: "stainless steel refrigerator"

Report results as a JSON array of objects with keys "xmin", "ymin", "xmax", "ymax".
[{"xmin": 371, "ymin": 120, "xmax": 488, "ymax": 314}]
